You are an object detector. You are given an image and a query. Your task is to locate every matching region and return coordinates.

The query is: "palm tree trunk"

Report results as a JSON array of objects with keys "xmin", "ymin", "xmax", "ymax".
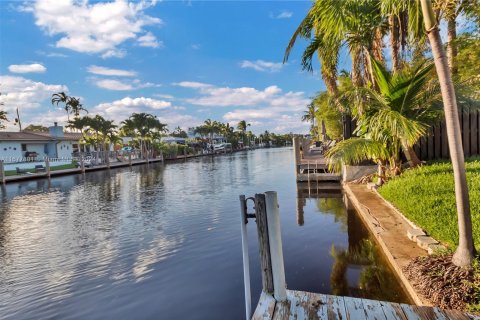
[
  {"xmin": 351, "ymin": 50, "xmax": 363, "ymax": 87},
  {"xmin": 389, "ymin": 15, "xmax": 401, "ymax": 73},
  {"xmin": 421, "ymin": 0, "xmax": 474, "ymax": 267},
  {"xmin": 372, "ymin": 28, "xmax": 384, "ymax": 63},
  {"xmin": 447, "ymin": 17, "xmax": 457, "ymax": 75},
  {"xmin": 401, "ymin": 141, "xmax": 422, "ymax": 167}
]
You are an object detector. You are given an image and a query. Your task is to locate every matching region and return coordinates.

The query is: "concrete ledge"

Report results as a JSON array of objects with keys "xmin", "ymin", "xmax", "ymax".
[
  {"xmin": 342, "ymin": 164, "xmax": 377, "ymax": 182},
  {"xmin": 343, "ymin": 183, "xmax": 429, "ymax": 306}
]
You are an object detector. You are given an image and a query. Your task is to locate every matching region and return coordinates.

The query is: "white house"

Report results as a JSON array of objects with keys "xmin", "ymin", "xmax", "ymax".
[{"xmin": 0, "ymin": 123, "xmax": 81, "ymax": 163}]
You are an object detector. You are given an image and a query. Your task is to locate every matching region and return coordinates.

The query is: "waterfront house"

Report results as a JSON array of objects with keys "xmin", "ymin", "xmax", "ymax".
[{"xmin": 0, "ymin": 123, "xmax": 81, "ymax": 163}]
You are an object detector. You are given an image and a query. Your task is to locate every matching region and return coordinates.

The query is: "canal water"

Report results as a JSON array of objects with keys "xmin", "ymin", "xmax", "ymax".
[{"xmin": 0, "ymin": 148, "xmax": 408, "ymax": 319}]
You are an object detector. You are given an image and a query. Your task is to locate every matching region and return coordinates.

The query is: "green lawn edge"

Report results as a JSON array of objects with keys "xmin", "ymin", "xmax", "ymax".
[{"xmin": 378, "ymin": 158, "xmax": 480, "ymax": 249}]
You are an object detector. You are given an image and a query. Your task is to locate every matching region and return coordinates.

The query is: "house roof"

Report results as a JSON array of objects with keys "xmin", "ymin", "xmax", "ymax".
[{"xmin": 0, "ymin": 131, "xmax": 82, "ymax": 142}]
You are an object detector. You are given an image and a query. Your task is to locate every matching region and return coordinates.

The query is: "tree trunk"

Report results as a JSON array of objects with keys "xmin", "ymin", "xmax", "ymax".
[
  {"xmin": 402, "ymin": 141, "xmax": 422, "ymax": 167},
  {"xmin": 351, "ymin": 50, "xmax": 363, "ymax": 87},
  {"xmin": 372, "ymin": 28, "xmax": 384, "ymax": 63},
  {"xmin": 421, "ymin": 0, "xmax": 474, "ymax": 267},
  {"xmin": 389, "ymin": 15, "xmax": 401, "ymax": 73},
  {"xmin": 447, "ymin": 17, "xmax": 457, "ymax": 75}
]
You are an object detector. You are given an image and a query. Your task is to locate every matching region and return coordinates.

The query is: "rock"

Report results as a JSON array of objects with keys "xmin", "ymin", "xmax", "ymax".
[
  {"xmin": 416, "ymin": 236, "xmax": 439, "ymax": 250},
  {"xmin": 407, "ymin": 228, "xmax": 426, "ymax": 241},
  {"xmin": 427, "ymin": 244, "xmax": 447, "ymax": 255}
]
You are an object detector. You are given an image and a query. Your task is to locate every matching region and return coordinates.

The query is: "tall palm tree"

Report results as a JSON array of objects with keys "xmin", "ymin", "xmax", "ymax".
[
  {"xmin": 420, "ymin": 0, "xmax": 474, "ymax": 267},
  {"xmin": 51, "ymin": 92, "xmax": 88, "ymax": 121},
  {"xmin": 121, "ymin": 113, "xmax": 167, "ymax": 159},
  {"xmin": 237, "ymin": 120, "xmax": 250, "ymax": 147}
]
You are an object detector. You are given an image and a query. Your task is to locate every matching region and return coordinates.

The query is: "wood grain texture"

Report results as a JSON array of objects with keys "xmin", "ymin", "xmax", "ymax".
[{"xmin": 255, "ymin": 194, "xmax": 274, "ymax": 294}]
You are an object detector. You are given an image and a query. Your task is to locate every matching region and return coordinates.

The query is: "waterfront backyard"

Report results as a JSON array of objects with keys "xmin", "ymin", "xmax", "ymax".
[{"xmin": 0, "ymin": 148, "xmax": 408, "ymax": 319}]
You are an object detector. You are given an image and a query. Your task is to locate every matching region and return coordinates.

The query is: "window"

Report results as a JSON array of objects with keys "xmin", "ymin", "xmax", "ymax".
[{"xmin": 21, "ymin": 144, "xmax": 27, "ymax": 152}]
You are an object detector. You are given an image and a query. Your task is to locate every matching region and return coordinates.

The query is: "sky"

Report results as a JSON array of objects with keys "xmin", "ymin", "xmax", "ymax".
[{"xmin": 0, "ymin": 0, "xmax": 346, "ymax": 134}]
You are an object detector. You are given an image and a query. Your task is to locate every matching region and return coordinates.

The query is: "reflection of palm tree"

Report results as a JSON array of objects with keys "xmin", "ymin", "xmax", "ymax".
[{"xmin": 316, "ymin": 198, "xmax": 348, "ymax": 231}]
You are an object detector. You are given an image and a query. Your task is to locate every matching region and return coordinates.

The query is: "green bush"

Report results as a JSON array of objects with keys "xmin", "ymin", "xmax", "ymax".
[{"xmin": 378, "ymin": 159, "xmax": 480, "ymax": 248}]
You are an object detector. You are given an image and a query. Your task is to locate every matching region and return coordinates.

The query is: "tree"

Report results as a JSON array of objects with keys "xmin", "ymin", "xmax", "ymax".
[
  {"xmin": 24, "ymin": 124, "xmax": 49, "ymax": 132},
  {"xmin": 326, "ymin": 59, "xmax": 442, "ymax": 179},
  {"xmin": 0, "ymin": 110, "xmax": 7, "ymax": 129},
  {"xmin": 237, "ymin": 120, "xmax": 251, "ymax": 146},
  {"xmin": 420, "ymin": 0, "xmax": 474, "ymax": 267},
  {"xmin": 51, "ymin": 92, "xmax": 88, "ymax": 120},
  {"xmin": 121, "ymin": 113, "xmax": 168, "ymax": 159},
  {"xmin": 172, "ymin": 126, "xmax": 188, "ymax": 138}
]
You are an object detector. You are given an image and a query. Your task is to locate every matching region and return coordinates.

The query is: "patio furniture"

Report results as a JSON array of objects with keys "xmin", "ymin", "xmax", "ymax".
[
  {"xmin": 34, "ymin": 165, "xmax": 46, "ymax": 173},
  {"xmin": 16, "ymin": 167, "xmax": 29, "ymax": 174}
]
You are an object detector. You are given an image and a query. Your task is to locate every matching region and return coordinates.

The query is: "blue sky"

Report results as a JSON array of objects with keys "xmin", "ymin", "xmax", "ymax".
[{"xmin": 0, "ymin": 0, "xmax": 344, "ymax": 134}]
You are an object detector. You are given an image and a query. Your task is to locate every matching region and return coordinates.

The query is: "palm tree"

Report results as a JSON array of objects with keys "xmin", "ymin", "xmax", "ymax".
[
  {"xmin": 0, "ymin": 110, "xmax": 7, "ymax": 129},
  {"xmin": 67, "ymin": 97, "xmax": 88, "ymax": 118},
  {"xmin": 420, "ymin": 0, "xmax": 474, "ymax": 267},
  {"xmin": 326, "ymin": 59, "xmax": 442, "ymax": 178},
  {"xmin": 237, "ymin": 120, "xmax": 250, "ymax": 147},
  {"xmin": 52, "ymin": 92, "xmax": 70, "ymax": 119},
  {"xmin": 121, "ymin": 113, "xmax": 167, "ymax": 159}
]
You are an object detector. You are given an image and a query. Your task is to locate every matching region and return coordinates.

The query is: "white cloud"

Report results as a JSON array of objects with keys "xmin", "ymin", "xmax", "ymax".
[
  {"xmin": 8, "ymin": 63, "xmax": 46, "ymax": 74},
  {"xmin": 138, "ymin": 31, "xmax": 162, "ymax": 48},
  {"xmin": 153, "ymin": 93, "xmax": 174, "ymax": 99},
  {"xmin": 29, "ymin": 0, "xmax": 162, "ymax": 58},
  {"xmin": 95, "ymin": 79, "xmax": 134, "ymax": 91},
  {"xmin": 276, "ymin": 11, "xmax": 293, "ymax": 19},
  {"xmin": 0, "ymin": 75, "xmax": 68, "ymax": 130},
  {"xmin": 240, "ymin": 60, "xmax": 283, "ymax": 72},
  {"xmin": 93, "ymin": 78, "xmax": 160, "ymax": 91},
  {"xmin": 92, "ymin": 96, "xmax": 200, "ymax": 129},
  {"xmin": 191, "ymin": 44, "xmax": 201, "ymax": 50},
  {"xmin": 87, "ymin": 65, "xmax": 137, "ymax": 77},
  {"xmin": 0, "ymin": 76, "xmax": 67, "ymax": 111},
  {"xmin": 173, "ymin": 81, "xmax": 213, "ymax": 89}
]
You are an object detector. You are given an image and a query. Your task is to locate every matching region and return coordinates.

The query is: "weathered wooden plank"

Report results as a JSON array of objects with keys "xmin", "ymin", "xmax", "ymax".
[
  {"xmin": 344, "ymin": 296, "xmax": 369, "ymax": 319},
  {"xmin": 463, "ymin": 111, "xmax": 471, "ymax": 156},
  {"xmin": 272, "ymin": 299, "xmax": 291, "ymax": 320},
  {"xmin": 379, "ymin": 301, "xmax": 408, "ymax": 320},
  {"xmin": 399, "ymin": 304, "xmax": 423, "ymax": 320},
  {"xmin": 412, "ymin": 305, "xmax": 448, "ymax": 320},
  {"xmin": 286, "ymin": 290, "xmax": 315, "ymax": 320},
  {"xmin": 420, "ymin": 136, "xmax": 428, "ymax": 160},
  {"xmin": 312, "ymin": 293, "xmax": 348, "ymax": 320},
  {"xmin": 252, "ymin": 291, "xmax": 276, "ymax": 320},
  {"xmin": 441, "ymin": 308, "xmax": 472, "ymax": 320},
  {"xmin": 360, "ymin": 298, "xmax": 388, "ymax": 320},
  {"xmin": 255, "ymin": 194, "xmax": 274, "ymax": 294},
  {"xmin": 434, "ymin": 125, "xmax": 441, "ymax": 159}
]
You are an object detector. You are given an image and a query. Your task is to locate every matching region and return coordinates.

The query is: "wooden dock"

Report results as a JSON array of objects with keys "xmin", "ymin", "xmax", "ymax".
[
  {"xmin": 253, "ymin": 290, "xmax": 473, "ymax": 320},
  {"xmin": 293, "ymin": 137, "xmax": 341, "ymax": 182}
]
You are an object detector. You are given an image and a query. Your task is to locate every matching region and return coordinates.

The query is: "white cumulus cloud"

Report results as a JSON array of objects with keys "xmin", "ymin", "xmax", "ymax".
[
  {"xmin": 29, "ymin": 0, "xmax": 162, "ymax": 58},
  {"xmin": 8, "ymin": 63, "xmax": 47, "ymax": 74},
  {"xmin": 240, "ymin": 60, "xmax": 283, "ymax": 72},
  {"xmin": 87, "ymin": 65, "xmax": 137, "ymax": 77},
  {"xmin": 138, "ymin": 31, "xmax": 162, "ymax": 48},
  {"xmin": 93, "ymin": 78, "xmax": 160, "ymax": 91},
  {"xmin": 276, "ymin": 11, "xmax": 293, "ymax": 19}
]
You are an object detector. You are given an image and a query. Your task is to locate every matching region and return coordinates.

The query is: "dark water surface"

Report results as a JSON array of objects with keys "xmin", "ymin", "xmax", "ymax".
[{"xmin": 0, "ymin": 148, "xmax": 409, "ymax": 319}]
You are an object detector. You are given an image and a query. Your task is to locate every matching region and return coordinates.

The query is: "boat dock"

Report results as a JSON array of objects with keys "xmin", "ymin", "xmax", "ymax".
[
  {"xmin": 239, "ymin": 191, "xmax": 476, "ymax": 320},
  {"xmin": 292, "ymin": 137, "xmax": 341, "ymax": 182}
]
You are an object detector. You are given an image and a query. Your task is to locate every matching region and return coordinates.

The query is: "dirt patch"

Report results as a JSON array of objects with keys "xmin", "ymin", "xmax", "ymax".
[{"xmin": 403, "ymin": 254, "xmax": 479, "ymax": 310}]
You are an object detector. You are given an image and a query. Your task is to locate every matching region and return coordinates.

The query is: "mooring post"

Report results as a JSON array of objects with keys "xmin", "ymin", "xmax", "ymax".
[
  {"xmin": 264, "ymin": 191, "xmax": 287, "ymax": 301},
  {"xmin": 80, "ymin": 155, "xmax": 85, "ymax": 173},
  {"xmin": 106, "ymin": 151, "xmax": 110, "ymax": 169},
  {"xmin": 0, "ymin": 160, "xmax": 5, "ymax": 184},
  {"xmin": 293, "ymin": 137, "xmax": 301, "ymax": 178},
  {"xmin": 255, "ymin": 193, "xmax": 274, "ymax": 294},
  {"xmin": 45, "ymin": 158, "xmax": 51, "ymax": 177},
  {"xmin": 239, "ymin": 195, "xmax": 252, "ymax": 320}
]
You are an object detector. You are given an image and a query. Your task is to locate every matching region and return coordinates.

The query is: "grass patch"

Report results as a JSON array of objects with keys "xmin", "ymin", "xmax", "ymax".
[{"xmin": 378, "ymin": 158, "xmax": 480, "ymax": 249}]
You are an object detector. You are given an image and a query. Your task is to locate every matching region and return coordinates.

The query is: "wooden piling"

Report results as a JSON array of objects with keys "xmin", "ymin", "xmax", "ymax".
[
  {"xmin": 0, "ymin": 160, "xmax": 5, "ymax": 184},
  {"xmin": 106, "ymin": 151, "xmax": 110, "ymax": 169},
  {"xmin": 254, "ymin": 193, "xmax": 274, "ymax": 294},
  {"xmin": 128, "ymin": 153, "xmax": 132, "ymax": 166},
  {"xmin": 80, "ymin": 155, "xmax": 85, "ymax": 173},
  {"xmin": 264, "ymin": 191, "xmax": 287, "ymax": 302},
  {"xmin": 45, "ymin": 158, "xmax": 51, "ymax": 177},
  {"xmin": 292, "ymin": 137, "xmax": 301, "ymax": 177}
]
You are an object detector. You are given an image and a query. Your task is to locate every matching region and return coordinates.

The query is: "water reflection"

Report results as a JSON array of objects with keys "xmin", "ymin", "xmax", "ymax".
[
  {"xmin": 0, "ymin": 149, "xmax": 409, "ymax": 320},
  {"xmin": 294, "ymin": 184, "xmax": 410, "ymax": 304}
]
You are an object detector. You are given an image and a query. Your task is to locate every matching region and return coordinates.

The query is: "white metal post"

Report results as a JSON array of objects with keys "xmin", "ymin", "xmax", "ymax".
[
  {"xmin": 264, "ymin": 191, "xmax": 287, "ymax": 301},
  {"xmin": 239, "ymin": 195, "xmax": 252, "ymax": 320}
]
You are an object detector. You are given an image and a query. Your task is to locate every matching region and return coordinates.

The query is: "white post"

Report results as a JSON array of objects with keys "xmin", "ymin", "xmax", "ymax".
[
  {"xmin": 80, "ymin": 155, "xmax": 85, "ymax": 173},
  {"xmin": 45, "ymin": 158, "xmax": 51, "ymax": 177},
  {"xmin": 264, "ymin": 191, "xmax": 287, "ymax": 301},
  {"xmin": 239, "ymin": 195, "xmax": 252, "ymax": 320},
  {"xmin": 0, "ymin": 160, "xmax": 5, "ymax": 184}
]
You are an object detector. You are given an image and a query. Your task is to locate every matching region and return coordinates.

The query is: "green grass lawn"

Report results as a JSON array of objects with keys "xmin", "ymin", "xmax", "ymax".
[
  {"xmin": 4, "ymin": 162, "xmax": 78, "ymax": 176},
  {"xmin": 378, "ymin": 158, "xmax": 480, "ymax": 249}
]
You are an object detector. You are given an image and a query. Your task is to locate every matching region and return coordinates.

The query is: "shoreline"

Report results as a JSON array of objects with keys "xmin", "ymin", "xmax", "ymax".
[{"xmin": 343, "ymin": 183, "xmax": 430, "ymax": 306}]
